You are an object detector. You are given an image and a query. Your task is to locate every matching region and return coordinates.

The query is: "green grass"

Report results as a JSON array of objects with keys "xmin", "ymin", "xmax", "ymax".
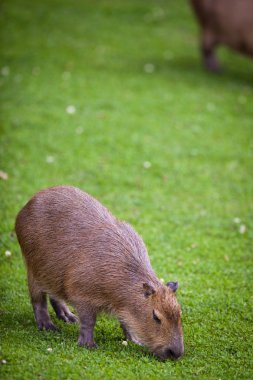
[{"xmin": 1, "ymin": 0, "xmax": 253, "ymax": 379}]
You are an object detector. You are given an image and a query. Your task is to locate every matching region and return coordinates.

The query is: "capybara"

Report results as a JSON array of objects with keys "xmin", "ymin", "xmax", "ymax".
[
  {"xmin": 190, "ymin": 0, "xmax": 253, "ymax": 71},
  {"xmin": 15, "ymin": 186, "xmax": 184, "ymax": 360}
]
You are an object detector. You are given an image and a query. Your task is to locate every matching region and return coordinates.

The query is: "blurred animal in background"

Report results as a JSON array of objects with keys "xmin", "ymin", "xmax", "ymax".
[{"xmin": 190, "ymin": 0, "xmax": 253, "ymax": 71}]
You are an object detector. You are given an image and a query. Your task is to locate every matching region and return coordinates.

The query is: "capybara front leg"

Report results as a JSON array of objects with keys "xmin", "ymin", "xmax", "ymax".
[
  {"xmin": 120, "ymin": 322, "xmax": 132, "ymax": 341},
  {"xmin": 77, "ymin": 308, "xmax": 97, "ymax": 348},
  {"xmin": 50, "ymin": 298, "xmax": 78, "ymax": 323},
  {"xmin": 120, "ymin": 321, "xmax": 142, "ymax": 345}
]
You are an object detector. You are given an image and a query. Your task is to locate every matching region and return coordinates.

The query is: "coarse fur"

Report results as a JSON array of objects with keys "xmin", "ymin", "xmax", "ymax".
[
  {"xmin": 15, "ymin": 186, "xmax": 184, "ymax": 360},
  {"xmin": 190, "ymin": 0, "xmax": 253, "ymax": 71}
]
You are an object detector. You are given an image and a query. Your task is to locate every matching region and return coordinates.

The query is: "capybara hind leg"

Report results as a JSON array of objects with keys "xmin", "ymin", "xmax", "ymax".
[
  {"xmin": 76, "ymin": 306, "xmax": 97, "ymax": 348},
  {"xmin": 28, "ymin": 273, "xmax": 57, "ymax": 331},
  {"xmin": 50, "ymin": 298, "xmax": 78, "ymax": 323},
  {"xmin": 32, "ymin": 293, "xmax": 57, "ymax": 331}
]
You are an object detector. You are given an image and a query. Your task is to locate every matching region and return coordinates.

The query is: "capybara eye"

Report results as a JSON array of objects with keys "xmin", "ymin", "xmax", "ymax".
[{"xmin": 153, "ymin": 310, "xmax": 161, "ymax": 324}]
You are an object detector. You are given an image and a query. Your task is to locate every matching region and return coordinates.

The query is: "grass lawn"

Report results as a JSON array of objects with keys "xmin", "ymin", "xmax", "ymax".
[{"xmin": 1, "ymin": 0, "xmax": 253, "ymax": 379}]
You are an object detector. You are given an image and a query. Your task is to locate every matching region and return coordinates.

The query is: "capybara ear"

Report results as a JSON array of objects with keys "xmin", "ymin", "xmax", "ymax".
[
  {"xmin": 143, "ymin": 283, "xmax": 155, "ymax": 298},
  {"xmin": 166, "ymin": 281, "xmax": 178, "ymax": 292}
]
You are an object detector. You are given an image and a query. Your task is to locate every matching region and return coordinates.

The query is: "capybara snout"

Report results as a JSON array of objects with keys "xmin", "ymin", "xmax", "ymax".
[
  {"xmin": 139, "ymin": 283, "xmax": 184, "ymax": 360},
  {"xmin": 15, "ymin": 186, "xmax": 184, "ymax": 359}
]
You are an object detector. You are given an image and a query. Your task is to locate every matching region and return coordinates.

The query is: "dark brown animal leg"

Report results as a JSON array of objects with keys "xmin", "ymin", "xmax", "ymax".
[
  {"xmin": 28, "ymin": 271, "xmax": 57, "ymax": 331},
  {"xmin": 50, "ymin": 298, "xmax": 78, "ymax": 323},
  {"xmin": 201, "ymin": 29, "xmax": 220, "ymax": 72},
  {"xmin": 32, "ymin": 294, "xmax": 57, "ymax": 331},
  {"xmin": 76, "ymin": 307, "xmax": 97, "ymax": 348},
  {"xmin": 120, "ymin": 322, "xmax": 132, "ymax": 341}
]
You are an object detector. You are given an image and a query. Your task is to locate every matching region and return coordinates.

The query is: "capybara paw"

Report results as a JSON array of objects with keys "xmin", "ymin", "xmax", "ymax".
[
  {"xmin": 67, "ymin": 313, "xmax": 78, "ymax": 323},
  {"xmin": 86, "ymin": 341, "xmax": 98, "ymax": 349},
  {"xmin": 38, "ymin": 320, "xmax": 58, "ymax": 331},
  {"xmin": 58, "ymin": 311, "xmax": 78, "ymax": 324},
  {"xmin": 78, "ymin": 337, "xmax": 97, "ymax": 349}
]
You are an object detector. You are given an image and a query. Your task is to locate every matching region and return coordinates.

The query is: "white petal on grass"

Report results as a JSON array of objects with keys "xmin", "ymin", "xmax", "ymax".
[
  {"xmin": 233, "ymin": 217, "xmax": 241, "ymax": 224},
  {"xmin": 76, "ymin": 127, "xmax": 84, "ymax": 135},
  {"xmin": 144, "ymin": 63, "xmax": 155, "ymax": 73},
  {"xmin": 66, "ymin": 105, "xmax": 76, "ymax": 114},
  {"xmin": 206, "ymin": 102, "xmax": 216, "ymax": 112},
  {"xmin": 0, "ymin": 170, "xmax": 8, "ymax": 180},
  {"xmin": 62, "ymin": 71, "xmax": 71, "ymax": 81},
  {"xmin": 47, "ymin": 347, "xmax": 53, "ymax": 352},
  {"xmin": 122, "ymin": 341, "xmax": 128, "ymax": 346},
  {"xmin": 1, "ymin": 66, "xmax": 10, "ymax": 76},
  {"xmin": 5, "ymin": 250, "xmax": 11, "ymax": 257},
  {"xmin": 46, "ymin": 156, "xmax": 55, "ymax": 164},
  {"xmin": 1, "ymin": 359, "xmax": 7, "ymax": 364},
  {"xmin": 239, "ymin": 225, "xmax": 246, "ymax": 234},
  {"xmin": 143, "ymin": 161, "xmax": 151, "ymax": 169}
]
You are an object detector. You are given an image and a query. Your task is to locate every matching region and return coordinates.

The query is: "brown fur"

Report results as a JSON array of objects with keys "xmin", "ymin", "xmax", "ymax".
[
  {"xmin": 15, "ymin": 186, "xmax": 184, "ymax": 360},
  {"xmin": 190, "ymin": 0, "xmax": 253, "ymax": 71}
]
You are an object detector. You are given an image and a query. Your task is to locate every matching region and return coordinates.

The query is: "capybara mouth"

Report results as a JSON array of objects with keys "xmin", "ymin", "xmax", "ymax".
[{"xmin": 154, "ymin": 348, "xmax": 183, "ymax": 361}]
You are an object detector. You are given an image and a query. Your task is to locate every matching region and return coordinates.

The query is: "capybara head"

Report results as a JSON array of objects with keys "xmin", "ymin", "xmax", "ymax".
[{"xmin": 122, "ymin": 281, "xmax": 184, "ymax": 360}]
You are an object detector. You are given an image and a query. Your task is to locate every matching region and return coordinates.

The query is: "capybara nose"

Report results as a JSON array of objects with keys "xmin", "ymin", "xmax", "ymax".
[{"xmin": 165, "ymin": 347, "xmax": 183, "ymax": 360}]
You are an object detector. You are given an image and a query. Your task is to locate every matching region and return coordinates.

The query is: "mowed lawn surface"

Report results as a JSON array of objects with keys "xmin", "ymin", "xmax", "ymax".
[{"xmin": 1, "ymin": 1, "xmax": 253, "ymax": 379}]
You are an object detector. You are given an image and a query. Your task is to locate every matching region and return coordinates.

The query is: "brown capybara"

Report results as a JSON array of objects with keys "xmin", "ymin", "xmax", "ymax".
[
  {"xmin": 190, "ymin": 0, "xmax": 253, "ymax": 71},
  {"xmin": 15, "ymin": 186, "xmax": 184, "ymax": 360}
]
